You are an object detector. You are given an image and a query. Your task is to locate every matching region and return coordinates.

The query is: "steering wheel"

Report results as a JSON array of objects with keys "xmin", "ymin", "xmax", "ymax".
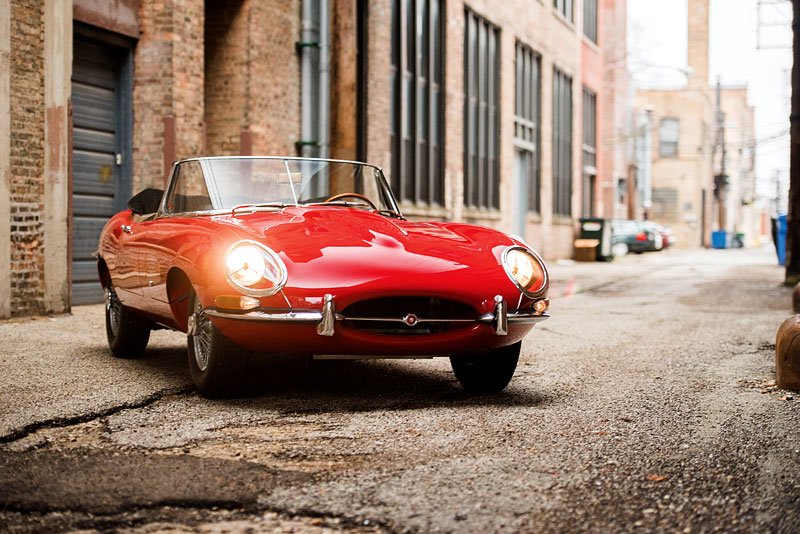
[{"xmin": 323, "ymin": 192, "xmax": 378, "ymax": 210}]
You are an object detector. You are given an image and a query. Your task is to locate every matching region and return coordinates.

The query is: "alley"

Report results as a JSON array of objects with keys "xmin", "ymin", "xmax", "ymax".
[{"xmin": 1, "ymin": 247, "xmax": 798, "ymax": 532}]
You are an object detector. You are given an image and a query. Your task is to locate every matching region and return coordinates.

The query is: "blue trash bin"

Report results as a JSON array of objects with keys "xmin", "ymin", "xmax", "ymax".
[
  {"xmin": 777, "ymin": 214, "xmax": 787, "ymax": 266},
  {"xmin": 711, "ymin": 230, "xmax": 729, "ymax": 249}
]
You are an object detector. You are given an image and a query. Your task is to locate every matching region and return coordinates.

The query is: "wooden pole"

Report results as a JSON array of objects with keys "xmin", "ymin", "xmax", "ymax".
[{"xmin": 786, "ymin": 0, "xmax": 800, "ymax": 284}]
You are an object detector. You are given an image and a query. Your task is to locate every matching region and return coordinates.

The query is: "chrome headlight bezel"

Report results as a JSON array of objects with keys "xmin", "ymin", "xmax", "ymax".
[
  {"xmin": 223, "ymin": 240, "xmax": 287, "ymax": 297},
  {"xmin": 501, "ymin": 245, "xmax": 549, "ymax": 298}
]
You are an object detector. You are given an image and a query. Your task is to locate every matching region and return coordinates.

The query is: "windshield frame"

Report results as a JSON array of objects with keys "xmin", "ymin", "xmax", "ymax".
[{"xmin": 158, "ymin": 156, "xmax": 402, "ymax": 218}]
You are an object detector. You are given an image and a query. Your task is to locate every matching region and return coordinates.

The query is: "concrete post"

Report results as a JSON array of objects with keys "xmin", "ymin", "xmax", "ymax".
[
  {"xmin": 776, "ymin": 315, "xmax": 800, "ymax": 391},
  {"xmin": 43, "ymin": 0, "xmax": 72, "ymax": 314},
  {"xmin": 0, "ymin": 0, "xmax": 10, "ymax": 319}
]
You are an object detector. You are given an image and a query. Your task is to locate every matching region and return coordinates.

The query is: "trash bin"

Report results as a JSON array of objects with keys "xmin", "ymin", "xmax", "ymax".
[
  {"xmin": 579, "ymin": 218, "xmax": 613, "ymax": 261},
  {"xmin": 711, "ymin": 230, "xmax": 729, "ymax": 249},
  {"xmin": 777, "ymin": 214, "xmax": 788, "ymax": 266}
]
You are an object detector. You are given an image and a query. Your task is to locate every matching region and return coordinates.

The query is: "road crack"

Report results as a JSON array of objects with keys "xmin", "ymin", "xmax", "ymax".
[{"xmin": 0, "ymin": 385, "xmax": 195, "ymax": 445}]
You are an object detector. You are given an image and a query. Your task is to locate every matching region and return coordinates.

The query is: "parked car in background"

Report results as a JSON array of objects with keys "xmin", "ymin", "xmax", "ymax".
[
  {"xmin": 611, "ymin": 219, "xmax": 663, "ymax": 255},
  {"xmin": 659, "ymin": 225, "xmax": 676, "ymax": 248},
  {"xmin": 97, "ymin": 157, "xmax": 551, "ymax": 398},
  {"xmin": 640, "ymin": 221, "xmax": 664, "ymax": 251}
]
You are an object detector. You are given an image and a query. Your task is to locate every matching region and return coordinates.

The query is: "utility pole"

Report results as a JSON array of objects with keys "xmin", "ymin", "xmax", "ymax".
[
  {"xmin": 787, "ymin": 0, "xmax": 800, "ymax": 284},
  {"xmin": 714, "ymin": 77, "xmax": 728, "ymax": 232}
]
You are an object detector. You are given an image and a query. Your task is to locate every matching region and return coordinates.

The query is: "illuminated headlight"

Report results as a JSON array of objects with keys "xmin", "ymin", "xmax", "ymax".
[
  {"xmin": 224, "ymin": 241, "xmax": 287, "ymax": 296},
  {"xmin": 502, "ymin": 246, "xmax": 548, "ymax": 297}
]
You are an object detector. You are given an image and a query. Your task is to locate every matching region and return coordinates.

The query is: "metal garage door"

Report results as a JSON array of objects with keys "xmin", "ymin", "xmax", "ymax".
[{"xmin": 71, "ymin": 34, "xmax": 131, "ymax": 305}]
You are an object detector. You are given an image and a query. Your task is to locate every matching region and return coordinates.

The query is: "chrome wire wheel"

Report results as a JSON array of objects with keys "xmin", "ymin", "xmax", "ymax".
[
  {"xmin": 105, "ymin": 284, "xmax": 122, "ymax": 338},
  {"xmin": 191, "ymin": 298, "xmax": 212, "ymax": 372}
]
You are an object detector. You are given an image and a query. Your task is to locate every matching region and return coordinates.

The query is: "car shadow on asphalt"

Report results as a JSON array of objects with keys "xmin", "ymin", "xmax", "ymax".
[
  {"xmin": 225, "ymin": 358, "xmax": 553, "ymax": 412},
  {"xmin": 93, "ymin": 341, "xmax": 553, "ymax": 411}
]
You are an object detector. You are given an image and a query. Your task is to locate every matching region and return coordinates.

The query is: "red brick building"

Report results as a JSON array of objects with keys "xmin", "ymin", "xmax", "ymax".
[{"xmin": 0, "ymin": 0, "xmax": 629, "ymax": 317}]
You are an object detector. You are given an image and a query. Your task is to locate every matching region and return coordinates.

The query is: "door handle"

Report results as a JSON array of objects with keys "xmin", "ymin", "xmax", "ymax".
[{"xmin": 121, "ymin": 224, "xmax": 132, "ymax": 234}]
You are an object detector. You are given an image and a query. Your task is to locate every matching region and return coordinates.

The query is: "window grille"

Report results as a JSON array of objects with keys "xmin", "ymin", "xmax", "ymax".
[
  {"xmin": 553, "ymin": 67, "xmax": 573, "ymax": 217},
  {"xmin": 554, "ymin": 0, "xmax": 574, "ymax": 21},
  {"xmin": 583, "ymin": 0, "xmax": 597, "ymax": 43},
  {"xmin": 464, "ymin": 8, "xmax": 500, "ymax": 210},
  {"xmin": 582, "ymin": 87, "xmax": 597, "ymax": 217},
  {"xmin": 659, "ymin": 118, "xmax": 679, "ymax": 158},
  {"xmin": 390, "ymin": 0, "xmax": 445, "ymax": 205},
  {"xmin": 514, "ymin": 42, "xmax": 541, "ymax": 214}
]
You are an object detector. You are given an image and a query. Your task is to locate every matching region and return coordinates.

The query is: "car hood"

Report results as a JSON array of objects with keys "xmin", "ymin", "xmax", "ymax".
[{"xmin": 210, "ymin": 206, "xmax": 520, "ymax": 301}]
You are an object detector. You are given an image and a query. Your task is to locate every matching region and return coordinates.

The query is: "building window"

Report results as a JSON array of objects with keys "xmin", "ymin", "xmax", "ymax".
[
  {"xmin": 464, "ymin": 9, "xmax": 500, "ymax": 210},
  {"xmin": 554, "ymin": 0, "xmax": 573, "ymax": 21},
  {"xmin": 582, "ymin": 87, "xmax": 597, "ymax": 217},
  {"xmin": 514, "ymin": 42, "xmax": 541, "ymax": 214},
  {"xmin": 390, "ymin": 0, "xmax": 445, "ymax": 206},
  {"xmin": 553, "ymin": 67, "xmax": 573, "ymax": 217},
  {"xmin": 583, "ymin": 0, "xmax": 597, "ymax": 43},
  {"xmin": 659, "ymin": 118, "xmax": 679, "ymax": 158}
]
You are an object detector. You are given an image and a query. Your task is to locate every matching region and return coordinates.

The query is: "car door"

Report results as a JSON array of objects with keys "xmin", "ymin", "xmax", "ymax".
[{"xmin": 137, "ymin": 161, "xmax": 213, "ymax": 320}]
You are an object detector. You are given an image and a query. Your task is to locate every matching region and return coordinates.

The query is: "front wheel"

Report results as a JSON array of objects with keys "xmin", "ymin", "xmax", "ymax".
[
  {"xmin": 105, "ymin": 281, "xmax": 151, "ymax": 358},
  {"xmin": 450, "ymin": 341, "xmax": 521, "ymax": 393},
  {"xmin": 187, "ymin": 293, "xmax": 250, "ymax": 398}
]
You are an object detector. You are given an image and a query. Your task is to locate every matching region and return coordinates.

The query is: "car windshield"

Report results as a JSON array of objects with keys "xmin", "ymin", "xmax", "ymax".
[{"xmin": 193, "ymin": 157, "xmax": 400, "ymax": 215}]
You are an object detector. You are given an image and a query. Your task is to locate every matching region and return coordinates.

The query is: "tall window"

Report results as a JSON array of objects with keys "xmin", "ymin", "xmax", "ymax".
[
  {"xmin": 582, "ymin": 88, "xmax": 597, "ymax": 217},
  {"xmin": 390, "ymin": 0, "xmax": 445, "ymax": 206},
  {"xmin": 464, "ymin": 9, "xmax": 500, "ymax": 210},
  {"xmin": 583, "ymin": 0, "xmax": 597, "ymax": 43},
  {"xmin": 554, "ymin": 0, "xmax": 573, "ymax": 21},
  {"xmin": 659, "ymin": 118, "xmax": 679, "ymax": 157},
  {"xmin": 552, "ymin": 67, "xmax": 573, "ymax": 217},
  {"xmin": 514, "ymin": 42, "xmax": 541, "ymax": 214}
]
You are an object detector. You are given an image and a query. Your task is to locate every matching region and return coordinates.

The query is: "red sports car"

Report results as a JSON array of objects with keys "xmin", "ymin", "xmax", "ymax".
[{"xmin": 97, "ymin": 157, "xmax": 550, "ymax": 397}]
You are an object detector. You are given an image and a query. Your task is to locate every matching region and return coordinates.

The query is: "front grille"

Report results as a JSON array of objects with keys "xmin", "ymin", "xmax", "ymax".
[{"xmin": 341, "ymin": 297, "xmax": 476, "ymax": 335}]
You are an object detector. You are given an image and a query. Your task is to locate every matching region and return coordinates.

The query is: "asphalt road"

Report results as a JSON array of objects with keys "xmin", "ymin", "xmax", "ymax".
[{"xmin": 1, "ymin": 246, "xmax": 799, "ymax": 533}]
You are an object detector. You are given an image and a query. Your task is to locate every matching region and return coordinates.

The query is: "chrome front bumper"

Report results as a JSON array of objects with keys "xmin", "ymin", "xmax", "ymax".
[{"xmin": 204, "ymin": 294, "xmax": 549, "ymax": 337}]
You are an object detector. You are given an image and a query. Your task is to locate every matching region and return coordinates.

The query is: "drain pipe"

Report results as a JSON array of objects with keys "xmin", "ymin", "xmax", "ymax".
[
  {"xmin": 298, "ymin": 0, "xmax": 330, "ymax": 160},
  {"xmin": 319, "ymin": 0, "xmax": 330, "ymax": 160}
]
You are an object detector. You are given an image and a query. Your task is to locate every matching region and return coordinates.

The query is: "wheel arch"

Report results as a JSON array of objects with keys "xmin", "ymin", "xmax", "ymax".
[
  {"xmin": 166, "ymin": 267, "xmax": 195, "ymax": 332},
  {"xmin": 97, "ymin": 258, "xmax": 110, "ymax": 288}
]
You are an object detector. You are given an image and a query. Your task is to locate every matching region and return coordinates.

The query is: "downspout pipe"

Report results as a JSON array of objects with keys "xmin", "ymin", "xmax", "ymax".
[
  {"xmin": 298, "ymin": 0, "xmax": 329, "ymax": 160},
  {"xmin": 319, "ymin": 0, "xmax": 330, "ymax": 159}
]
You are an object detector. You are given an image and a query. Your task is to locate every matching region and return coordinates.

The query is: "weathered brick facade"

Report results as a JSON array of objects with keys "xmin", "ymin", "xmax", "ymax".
[
  {"xmin": 1, "ymin": 0, "xmax": 627, "ymax": 317},
  {"xmin": 9, "ymin": 0, "xmax": 46, "ymax": 316},
  {"xmin": 134, "ymin": 0, "xmax": 205, "ymax": 190}
]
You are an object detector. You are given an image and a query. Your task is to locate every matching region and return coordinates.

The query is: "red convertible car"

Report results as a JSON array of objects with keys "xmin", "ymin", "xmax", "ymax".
[{"xmin": 97, "ymin": 157, "xmax": 550, "ymax": 397}]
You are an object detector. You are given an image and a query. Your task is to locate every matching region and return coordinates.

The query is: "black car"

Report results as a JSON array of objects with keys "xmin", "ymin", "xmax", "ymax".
[{"xmin": 611, "ymin": 219, "xmax": 663, "ymax": 255}]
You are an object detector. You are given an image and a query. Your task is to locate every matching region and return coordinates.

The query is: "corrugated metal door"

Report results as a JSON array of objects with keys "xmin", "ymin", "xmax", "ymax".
[{"xmin": 71, "ymin": 35, "xmax": 131, "ymax": 305}]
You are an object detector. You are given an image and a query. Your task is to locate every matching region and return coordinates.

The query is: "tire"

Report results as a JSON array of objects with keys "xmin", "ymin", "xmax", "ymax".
[
  {"xmin": 611, "ymin": 242, "xmax": 628, "ymax": 257},
  {"xmin": 450, "ymin": 341, "xmax": 521, "ymax": 393},
  {"xmin": 105, "ymin": 281, "xmax": 151, "ymax": 358},
  {"xmin": 187, "ymin": 293, "xmax": 249, "ymax": 398}
]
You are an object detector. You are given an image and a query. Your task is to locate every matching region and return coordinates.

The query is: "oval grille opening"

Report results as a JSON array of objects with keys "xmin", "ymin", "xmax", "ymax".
[{"xmin": 341, "ymin": 297, "xmax": 476, "ymax": 335}]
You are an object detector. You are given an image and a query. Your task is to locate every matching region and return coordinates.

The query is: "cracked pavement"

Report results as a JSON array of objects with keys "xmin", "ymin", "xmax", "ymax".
[{"xmin": 1, "ymin": 247, "xmax": 799, "ymax": 533}]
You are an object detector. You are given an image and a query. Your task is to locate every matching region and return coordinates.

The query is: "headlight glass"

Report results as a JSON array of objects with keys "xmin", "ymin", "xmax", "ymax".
[
  {"xmin": 502, "ymin": 246, "xmax": 547, "ymax": 296},
  {"xmin": 224, "ymin": 241, "xmax": 287, "ymax": 296}
]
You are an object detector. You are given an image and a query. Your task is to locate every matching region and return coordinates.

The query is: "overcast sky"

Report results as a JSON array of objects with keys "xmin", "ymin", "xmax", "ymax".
[{"xmin": 628, "ymin": 0, "xmax": 792, "ymax": 203}]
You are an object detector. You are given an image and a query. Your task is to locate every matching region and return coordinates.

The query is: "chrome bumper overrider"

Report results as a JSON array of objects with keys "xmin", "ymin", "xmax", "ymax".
[{"xmin": 204, "ymin": 294, "xmax": 549, "ymax": 337}]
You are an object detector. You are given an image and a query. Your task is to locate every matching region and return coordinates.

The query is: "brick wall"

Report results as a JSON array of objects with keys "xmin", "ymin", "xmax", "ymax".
[
  {"xmin": 247, "ymin": 0, "xmax": 300, "ymax": 155},
  {"xmin": 133, "ymin": 0, "xmax": 204, "ymax": 191},
  {"xmin": 204, "ymin": 0, "xmax": 247, "ymax": 154},
  {"xmin": 363, "ymin": 0, "xmax": 584, "ymax": 258},
  {"xmin": 9, "ymin": 0, "xmax": 45, "ymax": 316}
]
